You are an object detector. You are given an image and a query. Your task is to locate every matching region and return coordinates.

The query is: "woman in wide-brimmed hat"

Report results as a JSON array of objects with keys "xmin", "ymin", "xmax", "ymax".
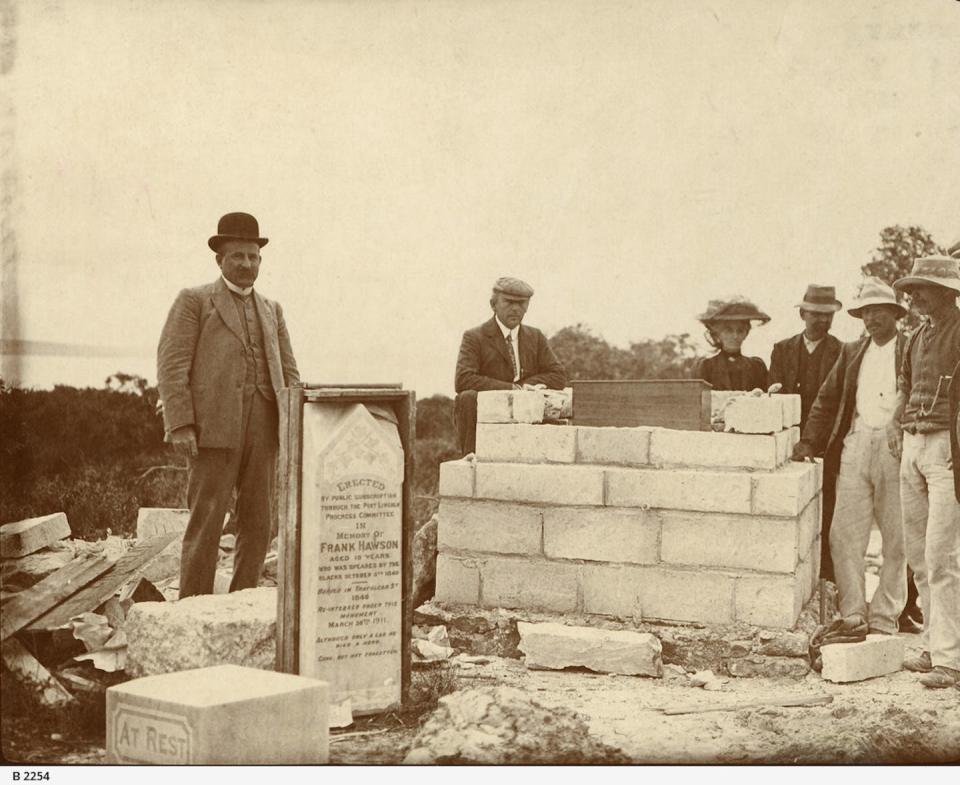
[{"xmin": 692, "ymin": 296, "xmax": 771, "ymax": 391}]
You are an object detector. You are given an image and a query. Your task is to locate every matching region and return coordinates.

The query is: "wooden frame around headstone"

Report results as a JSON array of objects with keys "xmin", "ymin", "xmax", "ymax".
[
  {"xmin": 276, "ymin": 384, "xmax": 415, "ymax": 714},
  {"xmin": 572, "ymin": 379, "xmax": 712, "ymax": 430}
]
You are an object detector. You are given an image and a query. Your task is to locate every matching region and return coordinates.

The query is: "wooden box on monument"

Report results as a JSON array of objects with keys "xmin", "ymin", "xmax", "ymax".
[{"xmin": 572, "ymin": 379, "xmax": 712, "ymax": 430}]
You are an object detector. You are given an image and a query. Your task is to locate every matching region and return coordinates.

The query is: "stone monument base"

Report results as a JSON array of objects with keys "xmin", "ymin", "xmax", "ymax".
[{"xmin": 416, "ymin": 585, "xmax": 835, "ymax": 678}]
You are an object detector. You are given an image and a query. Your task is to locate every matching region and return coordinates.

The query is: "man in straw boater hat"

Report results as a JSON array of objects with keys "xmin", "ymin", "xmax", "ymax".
[
  {"xmin": 454, "ymin": 277, "xmax": 567, "ymax": 456},
  {"xmin": 792, "ymin": 278, "xmax": 908, "ymax": 648},
  {"xmin": 770, "ymin": 284, "xmax": 843, "ymax": 584},
  {"xmin": 891, "ymin": 254, "xmax": 960, "ymax": 688},
  {"xmin": 158, "ymin": 212, "xmax": 300, "ymax": 597},
  {"xmin": 692, "ymin": 296, "xmax": 770, "ymax": 391}
]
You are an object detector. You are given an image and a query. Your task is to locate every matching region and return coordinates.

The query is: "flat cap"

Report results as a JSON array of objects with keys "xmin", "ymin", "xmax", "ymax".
[{"xmin": 492, "ymin": 277, "xmax": 534, "ymax": 298}]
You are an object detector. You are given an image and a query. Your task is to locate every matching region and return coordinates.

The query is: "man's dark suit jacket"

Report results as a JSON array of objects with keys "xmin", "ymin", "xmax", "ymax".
[
  {"xmin": 455, "ymin": 317, "xmax": 567, "ymax": 392},
  {"xmin": 801, "ymin": 333, "xmax": 906, "ymax": 467},
  {"xmin": 769, "ymin": 333, "xmax": 842, "ymax": 396}
]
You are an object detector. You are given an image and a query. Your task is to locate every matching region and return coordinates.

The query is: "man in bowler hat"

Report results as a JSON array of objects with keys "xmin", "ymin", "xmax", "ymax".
[
  {"xmin": 158, "ymin": 212, "xmax": 300, "ymax": 597},
  {"xmin": 454, "ymin": 277, "xmax": 567, "ymax": 456},
  {"xmin": 770, "ymin": 284, "xmax": 843, "ymax": 583}
]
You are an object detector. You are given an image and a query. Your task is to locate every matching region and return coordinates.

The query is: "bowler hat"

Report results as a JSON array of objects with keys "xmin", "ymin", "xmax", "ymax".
[
  {"xmin": 847, "ymin": 277, "xmax": 907, "ymax": 319},
  {"xmin": 893, "ymin": 255, "xmax": 960, "ymax": 293},
  {"xmin": 208, "ymin": 212, "xmax": 269, "ymax": 252},
  {"xmin": 796, "ymin": 284, "xmax": 842, "ymax": 313},
  {"xmin": 698, "ymin": 296, "xmax": 770, "ymax": 324},
  {"xmin": 492, "ymin": 277, "xmax": 534, "ymax": 298}
]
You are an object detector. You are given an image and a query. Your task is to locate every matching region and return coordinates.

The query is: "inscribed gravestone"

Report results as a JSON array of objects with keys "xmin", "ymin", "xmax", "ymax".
[{"xmin": 299, "ymin": 402, "xmax": 404, "ymax": 713}]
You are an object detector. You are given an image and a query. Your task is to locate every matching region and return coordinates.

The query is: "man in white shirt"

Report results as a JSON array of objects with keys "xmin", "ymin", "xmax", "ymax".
[{"xmin": 792, "ymin": 278, "xmax": 907, "ymax": 634}]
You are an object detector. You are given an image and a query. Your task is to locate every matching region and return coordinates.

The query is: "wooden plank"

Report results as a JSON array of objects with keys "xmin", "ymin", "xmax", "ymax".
[
  {"xmin": 661, "ymin": 693, "xmax": 833, "ymax": 716},
  {"xmin": 276, "ymin": 384, "xmax": 304, "ymax": 674},
  {"xmin": 1, "ymin": 638, "xmax": 75, "ymax": 707},
  {"xmin": 302, "ymin": 389, "xmax": 410, "ymax": 403},
  {"xmin": 572, "ymin": 379, "xmax": 712, "ymax": 430},
  {"xmin": 302, "ymin": 383, "xmax": 403, "ymax": 390},
  {"xmin": 394, "ymin": 390, "xmax": 416, "ymax": 708},
  {"xmin": 26, "ymin": 531, "xmax": 179, "ymax": 632},
  {"xmin": 1, "ymin": 553, "xmax": 113, "ymax": 641}
]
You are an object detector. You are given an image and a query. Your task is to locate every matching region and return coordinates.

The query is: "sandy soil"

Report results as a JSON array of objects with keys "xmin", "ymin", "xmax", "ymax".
[{"xmin": 4, "ymin": 633, "xmax": 957, "ymax": 765}]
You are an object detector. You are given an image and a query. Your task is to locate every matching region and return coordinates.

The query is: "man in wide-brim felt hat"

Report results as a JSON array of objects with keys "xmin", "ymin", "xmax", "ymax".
[
  {"xmin": 769, "ymin": 283, "xmax": 843, "ymax": 584},
  {"xmin": 793, "ymin": 278, "xmax": 909, "ymax": 643},
  {"xmin": 889, "ymin": 254, "xmax": 960, "ymax": 688},
  {"xmin": 157, "ymin": 212, "xmax": 300, "ymax": 598}
]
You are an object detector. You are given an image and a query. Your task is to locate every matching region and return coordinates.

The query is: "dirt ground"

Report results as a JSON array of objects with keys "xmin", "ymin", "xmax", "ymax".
[{"xmin": 3, "ymin": 633, "xmax": 958, "ymax": 765}]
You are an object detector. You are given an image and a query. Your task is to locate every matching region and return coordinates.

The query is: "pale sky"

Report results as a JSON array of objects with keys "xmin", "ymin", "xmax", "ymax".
[{"xmin": 4, "ymin": 0, "xmax": 960, "ymax": 395}]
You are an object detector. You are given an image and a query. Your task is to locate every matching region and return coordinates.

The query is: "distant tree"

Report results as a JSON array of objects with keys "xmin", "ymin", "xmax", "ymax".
[
  {"xmin": 550, "ymin": 324, "xmax": 700, "ymax": 381},
  {"xmin": 861, "ymin": 225, "xmax": 945, "ymax": 287},
  {"xmin": 861, "ymin": 225, "xmax": 945, "ymax": 331}
]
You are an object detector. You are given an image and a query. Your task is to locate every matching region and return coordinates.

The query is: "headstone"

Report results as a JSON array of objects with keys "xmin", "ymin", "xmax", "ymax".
[
  {"xmin": 106, "ymin": 664, "xmax": 328, "ymax": 764},
  {"xmin": 1, "ymin": 513, "xmax": 71, "ymax": 558},
  {"xmin": 299, "ymin": 403, "xmax": 405, "ymax": 714}
]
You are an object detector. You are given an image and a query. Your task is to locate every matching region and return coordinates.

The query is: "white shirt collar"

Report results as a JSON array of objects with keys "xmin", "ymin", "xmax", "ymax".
[
  {"xmin": 495, "ymin": 316, "xmax": 519, "ymax": 341},
  {"xmin": 802, "ymin": 334, "xmax": 824, "ymax": 354},
  {"xmin": 222, "ymin": 275, "xmax": 253, "ymax": 297}
]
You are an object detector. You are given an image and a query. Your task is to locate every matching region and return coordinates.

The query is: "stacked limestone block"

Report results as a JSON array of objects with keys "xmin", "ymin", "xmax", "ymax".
[{"xmin": 436, "ymin": 390, "xmax": 820, "ymax": 629}]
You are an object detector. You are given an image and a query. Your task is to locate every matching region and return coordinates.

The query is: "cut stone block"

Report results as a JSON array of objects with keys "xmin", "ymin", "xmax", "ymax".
[
  {"xmin": 136, "ymin": 508, "xmax": 189, "ymax": 541},
  {"xmin": 778, "ymin": 394, "xmax": 802, "ymax": 427},
  {"xmin": 542, "ymin": 388, "xmax": 573, "ymax": 420},
  {"xmin": 582, "ymin": 564, "xmax": 735, "ymax": 624},
  {"xmin": 475, "ymin": 463, "xmax": 604, "ymax": 506},
  {"xmin": 710, "ymin": 390, "xmax": 748, "ymax": 421},
  {"xmin": 752, "ymin": 461, "xmax": 820, "ymax": 517},
  {"xmin": 1, "ymin": 545, "xmax": 76, "ymax": 590},
  {"xmin": 660, "ymin": 510, "xmax": 799, "ymax": 573},
  {"xmin": 576, "ymin": 426, "xmax": 652, "ymax": 466},
  {"xmin": 605, "ymin": 467, "xmax": 752, "ymax": 514},
  {"xmin": 480, "ymin": 557, "xmax": 578, "ymax": 613},
  {"xmin": 477, "ymin": 390, "xmax": 545, "ymax": 424},
  {"xmin": 124, "ymin": 588, "xmax": 276, "ymax": 678},
  {"xmin": 724, "ymin": 396, "xmax": 784, "ymax": 434},
  {"xmin": 650, "ymin": 429, "xmax": 788, "ymax": 470},
  {"xmin": 517, "ymin": 621, "xmax": 662, "ymax": 676},
  {"xmin": 107, "ymin": 665, "xmax": 328, "ymax": 764},
  {"xmin": 1, "ymin": 513, "xmax": 71, "ymax": 558},
  {"xmin": 475, "ymin": 423, "xmax": 576, "ymax": 463},
  {"xmin": 438, "ymin": 499, "xmax": 542, "ymax": 555},
  {"xmin": 821, "ymin": 634, "xmax": 906, "ymax": 683},
  {"xmin": 735, "ymin": 572, "xmax": 802, "ymax": 628},
  {"xmin": 543, "ymin": 507, "xmax": 660, "ymax": 564},
  {"xmin": 435, "ymin": 554, "xmax": 481, "ymax": 605},
  {"xmin": 439, "ymin": 459, "xmax": 475, "ymax": 498}
]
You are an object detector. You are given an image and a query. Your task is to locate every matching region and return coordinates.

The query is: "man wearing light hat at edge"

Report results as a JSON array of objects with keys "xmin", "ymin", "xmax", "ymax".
[
  {"xmin": 792, "ymin": 278, "xmax": 907, "ymax": 644},
  {"xmin": 454, "ymin": 277, "xmax": 567, "ymax": 456},
  {"xmin": 891, "ymin": 254, "xmax": 960, "ymax": 688}
]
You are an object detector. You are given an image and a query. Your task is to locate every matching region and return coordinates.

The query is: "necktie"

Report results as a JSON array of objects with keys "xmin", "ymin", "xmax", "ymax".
[{"xmin": 505, "ymin": 333, "xmax": 519, "ymax": 382}]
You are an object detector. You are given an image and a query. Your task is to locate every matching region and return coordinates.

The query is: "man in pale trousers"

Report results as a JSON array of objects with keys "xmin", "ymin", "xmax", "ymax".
[
  {"xmin": 793, "ymin": 278, "xmax": 907, "ymax": 634},
  {"xmin": 891, "ymin": 255, "xmax": 960, "ymax": 689}
]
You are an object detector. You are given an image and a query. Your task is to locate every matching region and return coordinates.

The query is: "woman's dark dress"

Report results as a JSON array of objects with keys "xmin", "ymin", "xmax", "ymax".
[{"xmin": 693, "ymin": 351, "xmax": 768, "ymax": 392}]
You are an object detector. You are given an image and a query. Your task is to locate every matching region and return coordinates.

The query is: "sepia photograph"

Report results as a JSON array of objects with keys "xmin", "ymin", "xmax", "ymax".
[{"xmin": 1, "ymin": 0, "xmax": 959, "ymax": 769}]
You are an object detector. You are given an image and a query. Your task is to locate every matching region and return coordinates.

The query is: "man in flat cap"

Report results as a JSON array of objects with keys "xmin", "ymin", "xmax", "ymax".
[
  {"xmin": 891, "ymin": 255, "xmax": 960, "ymax": 688},
  {"xmin": 769, "ymin": 284, "xmax": 844, "ymax": 583},
  {"xmin": 158, "ymin": 212, "xmax": 300, "ymax": 597},
  {"xmin": 793, "ymin": 278, "xmax": 908, "ymax": 639},
  {"xmin": 454, "ymin": 277, "xmax": 567, "ymax": 455}
]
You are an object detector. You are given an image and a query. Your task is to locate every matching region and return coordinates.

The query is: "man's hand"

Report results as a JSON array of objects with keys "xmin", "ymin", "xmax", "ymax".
[
  {"xmin": 766, "ymin": 382, "xmax": 783, "ymax": 394},
  {"xmin": 791, "ymin": 441, "xmax": 815, "ymax": 462},
  {"xmin": 886, "ymin": 422, "xmax": 903, "ymax": 460},
  {"xmin": 522, "ymin": 383, "xmax": 547, "ymax": 391},
  {"xmin": 170, "ymin": 425, "xmax": 198, "ymax": 459}
]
